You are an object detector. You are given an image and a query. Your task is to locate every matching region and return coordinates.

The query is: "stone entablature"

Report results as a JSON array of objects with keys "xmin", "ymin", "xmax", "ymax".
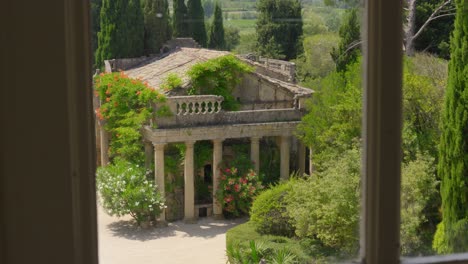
[{"xmin": 142, "ymin": 121, "xmax": 300, "ymax": 144}]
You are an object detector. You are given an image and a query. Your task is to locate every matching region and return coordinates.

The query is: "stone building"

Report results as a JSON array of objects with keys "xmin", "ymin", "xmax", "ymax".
[{"xmin": 97, "ymin": 38, "xmax": 314, "ymax": 223}]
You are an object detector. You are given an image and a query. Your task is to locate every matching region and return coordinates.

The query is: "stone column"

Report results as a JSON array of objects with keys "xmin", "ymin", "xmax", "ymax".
[
  {"xmin": 297, "ymin": 140, "xmax": 306, "ymax": 176},
  {"xmin": 100, "ymin": 126, "xmax": 109, "ymax": 166},
  {"xmin": 280, "ymin": 136, "xmax": 290, "ymax": 181},
  {"xmin": 184, "ymin": 141, "xmax": 196, "ymax": 223},
  {"xmin": 250, "ymin": 137, "xmax": 261, "ymax": 173},
  {"xmin": 309, "ymin": 146, "xmax": 314, "ymax": 175},
  {"xmin": 144, "ymin": 141, "xmax": 153, "ymax": 170},
  {"xmin": 153, "ymin": 143, "xmax": 166, "ymax": 222},
  {"xmin": 212, "ymin": 139, "xmax": 224, "ymax": 219}
]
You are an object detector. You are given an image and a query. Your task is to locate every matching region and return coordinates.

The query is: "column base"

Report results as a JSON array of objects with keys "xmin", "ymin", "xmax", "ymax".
[
  {"xmin": 184, "ymin": 217, "xmax": 197, "ymax": 224},
  {"xmin": 213, "ymin": 214, "xmax": 224, "ymax": 220},
  {"xmin": 154, "ymin": 219, "xmax": 168, "ymax": 227}
]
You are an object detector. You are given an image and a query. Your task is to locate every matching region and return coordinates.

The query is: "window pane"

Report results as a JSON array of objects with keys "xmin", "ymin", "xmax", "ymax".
[
  {"xmin": 91, "ymin": 0, "xmax": 363, "ymax": 263},
  {"xmin": 400, "ymin": 0, "xmax": 468, "ymax": 259}
]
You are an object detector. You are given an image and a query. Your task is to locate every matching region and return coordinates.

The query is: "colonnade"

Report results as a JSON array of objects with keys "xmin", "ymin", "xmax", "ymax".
[{"xmin": 100, "ymin": 128, "xmax": 308, "ymax": 223}]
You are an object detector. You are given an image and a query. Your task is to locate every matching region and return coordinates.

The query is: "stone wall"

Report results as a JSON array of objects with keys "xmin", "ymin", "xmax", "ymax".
[
  {"xmin": 233, "ymin": 72, "xmax": 295, "ymax": 109},
  {"xmin": 104, "ymin": 56, "xmax": 154, "ymax": 72},
  {"xmin": 154, "ymin": 108, "xmax": 303, "ymax": 128}
]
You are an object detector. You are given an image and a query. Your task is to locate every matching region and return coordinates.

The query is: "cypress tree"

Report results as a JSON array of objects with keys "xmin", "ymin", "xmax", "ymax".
[
  {"xmin": 95, "ymin": 0, "xmax": 144, "ymax": 67},
  {"xmin": 435, "ymin": 0, "xmax": 468, "ymax": 253},
  {"xmin": 187, "ymin": 0, "xmax": 207, "ymax": 47},
  {"xmin": 143, "ymin": 0, "xmax": 172, "ymax": 54},
  {"xmin": 207, "ymin": 2, "xmax": 225, "ymax": 50},
  {"xmin": 256, "ymin": 0, "xmax": 303, "ymax": 60},
  {"xmin": 173, "ymin": 0, "xmax": 189, "ymax": 37},
  {"xmin": 330, "ymin": 8, "xmax": 360, "ymax": 72}
]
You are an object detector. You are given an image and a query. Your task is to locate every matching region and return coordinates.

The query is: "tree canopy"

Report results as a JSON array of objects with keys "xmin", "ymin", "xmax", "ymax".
[
  {"xmin": 95, "ymin": 0, "xmax": 145, "ymax": 67},
  {"xmin": 330, "ymin": 8, "xmax": 360, "ymax": 72},
  {"xmin": 434, "ymin": 0, "xmax": 468, "ymax": 253},
  {"xmin": 187, "ymin": 0, "xmax": 208, "ymax": 46},
  {"xmin": 173, "ymin": 0, "xmax": 189, "ymax": 37},
  {"xmin": 143, "ymin": 0, "xmax": 172, "ymax": 54},
  {"xmin": 256, "ymin": 0, "xmax": 303, "ymax": 60},
  {"xmin": 208, "ymin": 2, "xmax": 225, "ymax": 50}
]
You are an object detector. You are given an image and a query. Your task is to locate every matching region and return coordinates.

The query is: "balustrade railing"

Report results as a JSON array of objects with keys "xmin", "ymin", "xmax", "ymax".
[{"xmin": 166, "ymin": 95, "xmax": 224, "ymax": 116}]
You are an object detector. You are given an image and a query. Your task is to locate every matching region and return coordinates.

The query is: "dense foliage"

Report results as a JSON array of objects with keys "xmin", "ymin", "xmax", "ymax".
[
  {"xmin": 94, "ymin": 72, "xmax": 168, "ymax": 164},
  {"xmin": 216, "ymin": 167, "xmax": 263, "ymax": 217},
  {"xmin": 330, "ymin": 8, "xmax": 360, "ymax": 72},
  {"xmin": 434, "ymin": 0, "xmax": 468, "ymax": 253},
  {"xmin": 187, "ymin": 55, "xmax": 253, "ymax": 110},
  {"xmin": 208, "ymin": 2, "xmax": 225, "ymax": 50},
  {"xmin": 173, "ymin": 0, "xmax": 190, "ymax": 37},
  {"xmin": 187, "ymin": 0, "xmax": 208, "ymax": 46},
  {"xmin": 414, "ymin": 0, "xmax": 455, "ymax": 58},
  {"xmin": 143, "ymin": 0, "xmax": 172, "ymax": 54},
  {"xmin": 95, "ymin": 0, "xmax": 145, "ymax": 67},
  {"xmin": 256, "ymin": 0, "xmax": 303, "ymax": 60},
  {"xmin": 96, "ymin": 158, "xmax": 165, "ymax": 225},
  {"xmin": 250, "ymin": 181, "xmax": 295, "ymax": 237},
  {"xmin": 224, "ymin": 26, "xmax": 241, "ymax": 51}
]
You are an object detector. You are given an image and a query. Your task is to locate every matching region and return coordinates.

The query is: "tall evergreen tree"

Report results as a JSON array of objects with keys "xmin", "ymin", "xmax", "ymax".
[
  {"xmin": 143, "ymin": 0, "xmax": 172, "ymax": 54},
  {"xmin": 91, "ymin": 0, "xmax": 103, "ymax": 68},
  {"xmin": 208, "ymin": 2, "xmax": 225, "ymax": 50},
  {"xmin": 435, "ymin": 0, "xmax": 468, "ymax": 253},
  {"xmin": 173, "ymin": 0, "xmax": 189, "ymax": 37},
  {"xmin": 330, "ymin": 8, "xmax": 360, "ymax": 72},
  {"xmin": 256, "ymin": 0, "xmax": 303, "ymax": 60},
  {"xmin": 187, "ymin": 0, "xmax": 207, "ymax": 46},
  {"xmin": 95, "ymin": 0, "xmax": 145, "ymax": 67}
]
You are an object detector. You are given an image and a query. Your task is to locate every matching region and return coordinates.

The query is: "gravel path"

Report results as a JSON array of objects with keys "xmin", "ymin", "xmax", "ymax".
[{"xmin": 97, "ymin": 207, "xmax": 244, "ymax": 264}]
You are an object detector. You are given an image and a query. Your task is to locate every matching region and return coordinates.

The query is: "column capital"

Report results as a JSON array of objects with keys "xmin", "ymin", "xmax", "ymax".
[
  {"xmin": 251, "ymin": 136, "xmax": 262, "ymax": 142},
  {"xmin": 185, "ymin": 140, "xmax": 196, "ymax": 148},
  {"xmin": 152, "ymin": 142, "xmax": 166, "ymax": 150},
  {"xmin": 212, "ymin": 138, "xmax": 224, "ymax": 144}
]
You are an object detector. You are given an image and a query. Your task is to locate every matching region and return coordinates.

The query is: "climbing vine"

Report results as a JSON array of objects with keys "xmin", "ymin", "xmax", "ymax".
[
  {"xmin": 187, "ymin": 55, "xmax": 254, "ymax": 111},
  {"xmin": 94, "ymin": 72, "xmax": 170, "ymax": 164}
]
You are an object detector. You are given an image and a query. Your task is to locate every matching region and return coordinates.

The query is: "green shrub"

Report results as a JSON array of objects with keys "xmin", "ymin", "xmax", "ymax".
[
  {"xmin": 96, "ymin": 158, "xmax": 165, "ymax": 225},
  {"xmin": 226, "ymin": 222, "xmax": 312, "ymax": 263},
  {"xmin": 285, "ymin": 147, "xmax": 361, "ymax": 256},
  {"xmin": 400, "ymin": 153, "xmax": 438, "ymax": 255},
  {"xmin": 250, "ymin": 181, "xmax": 295, "ymax": 237},
  {"xmin": 161, "ymin": 73, "xmax": 183, "ymax": 91}
]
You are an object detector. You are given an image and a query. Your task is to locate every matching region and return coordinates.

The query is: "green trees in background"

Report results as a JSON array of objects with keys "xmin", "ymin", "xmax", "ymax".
[
  {"xmin": 414, "ymin": 0, "xmax": 455, "ymax": 59},
  {"xmin": 187, "ymin": 0, "xmax": 208, "ymax": 46},
  {"xmin": 256, "ymin": 0, "xmax": 303, "ymax": 60},
  {"xmin": 208, "ymin": 2, "xmax": 225, "ymax": 50},
  {"xmin": 434, "ymin": 0, "xmax": 468, "ymax": 254},
  {"xmin": 330, "ymin": 8, "xmax": 360, "ymax": 72},
  {"xmin": 91, "ymin": 0, "xmax": 103, "ymax": 67},
  {"xmin": 143, "ymin": 0, "xmax": 172, "ymax": 54},
  {"xmin": 224, "ymin": 26, "xmax": 241, "ymax": 51},
  {"xmin": 203, "ymin": 0, "xmax": 215, "ymax": 18},
  {"xmin": 95, "ymin": 0, "xmax": 145, "ymax": 67},
  {"xmin": 173, "ymin": 0, "xmax": 189, "ymax": 37}
]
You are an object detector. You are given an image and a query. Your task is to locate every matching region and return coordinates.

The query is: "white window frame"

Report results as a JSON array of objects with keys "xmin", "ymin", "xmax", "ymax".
[{"xmin": 2, "ymin": 0, "xmax": 468, "ymax": 263}]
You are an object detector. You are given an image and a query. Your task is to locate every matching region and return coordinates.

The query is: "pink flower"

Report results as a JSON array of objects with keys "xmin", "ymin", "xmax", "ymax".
[
  {"xmin": 234, "ymin": 184, "xmax": 241, "ymax": 192},
  {"xmin": 225, "ymin": 168, "xmax": 231, "ymax": 173}
]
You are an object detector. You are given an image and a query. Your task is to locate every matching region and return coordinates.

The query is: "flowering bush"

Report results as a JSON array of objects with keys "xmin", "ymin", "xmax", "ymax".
[
  {"xmin": 216, "ymin": 167, "xmax": 263, "ymax": 217},
  {"xmin": 96, "ymin": 158, "xmax": 165, "ymax": 225},
  {"xmin": 94, "ymin": 72, "xmax": 169, "ymax": 164}
]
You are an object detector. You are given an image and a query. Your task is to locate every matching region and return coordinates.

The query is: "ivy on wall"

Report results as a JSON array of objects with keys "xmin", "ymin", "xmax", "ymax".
[{"xmin": 187, "ymin": 55, "xmax": 254, "ymax": 111}]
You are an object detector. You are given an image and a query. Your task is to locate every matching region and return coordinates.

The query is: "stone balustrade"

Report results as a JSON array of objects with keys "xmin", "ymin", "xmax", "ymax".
[{"xmin": 166, "ymin": 95, "xmax": 224, "ymax": 116}]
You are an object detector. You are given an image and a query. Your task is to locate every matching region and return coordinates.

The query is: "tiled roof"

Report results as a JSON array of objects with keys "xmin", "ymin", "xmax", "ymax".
[{"xmin": 125, "ymin": 47, "xmax": 229, "ymax": 92}]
